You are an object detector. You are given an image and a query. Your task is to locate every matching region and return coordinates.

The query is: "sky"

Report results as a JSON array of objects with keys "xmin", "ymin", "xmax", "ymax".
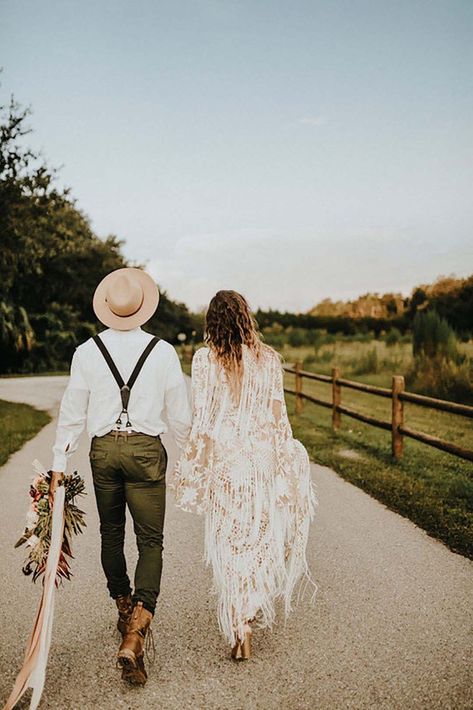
[{"xmin": 1, "ymin": 0, "xmax": 472, "ymax": 312}]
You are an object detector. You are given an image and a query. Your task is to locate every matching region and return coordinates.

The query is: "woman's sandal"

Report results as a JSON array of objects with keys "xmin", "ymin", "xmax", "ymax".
[{"xmin": 231, "ymin": 623, "xmax": 252, "ymax": 661}]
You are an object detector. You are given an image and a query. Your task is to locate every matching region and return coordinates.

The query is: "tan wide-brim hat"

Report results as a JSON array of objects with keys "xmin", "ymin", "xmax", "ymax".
[{"xmin": 93, "ymin": 267, "xmax": 159, "ymax": 330}]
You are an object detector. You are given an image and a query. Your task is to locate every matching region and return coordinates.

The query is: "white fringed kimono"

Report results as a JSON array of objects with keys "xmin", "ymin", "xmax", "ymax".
[{"xmin": 171, "ymin": 345, "xmax": 317, "ymax": 645}]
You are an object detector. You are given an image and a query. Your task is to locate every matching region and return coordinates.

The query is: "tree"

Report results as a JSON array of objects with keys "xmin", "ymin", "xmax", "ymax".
[{"xmin": 147, "ymin": 289, "xmax": 198, "ymax": 343}]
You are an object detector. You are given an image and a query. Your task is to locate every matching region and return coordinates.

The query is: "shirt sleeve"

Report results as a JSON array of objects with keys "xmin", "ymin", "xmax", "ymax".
[
  {"xmin": 163, "ymin": 347, "xmax": 192, "ymax": 450},
  {"xmin": 52, "ymin": 348, "xmax": 90, "ymax": 471}
]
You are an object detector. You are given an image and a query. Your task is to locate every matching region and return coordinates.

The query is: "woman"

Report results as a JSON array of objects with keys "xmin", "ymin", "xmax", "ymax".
[{"xmin": 171, "ymin": 290, "xmax": 316, "ymax": 659}]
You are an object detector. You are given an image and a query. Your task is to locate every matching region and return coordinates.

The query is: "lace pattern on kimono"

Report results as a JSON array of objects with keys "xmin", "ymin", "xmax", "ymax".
[{"xmin": 170, "ymin": 345, "xmax": 317, "ymax": 645}]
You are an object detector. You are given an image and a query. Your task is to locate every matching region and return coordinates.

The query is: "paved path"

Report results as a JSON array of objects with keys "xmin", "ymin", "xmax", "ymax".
[{"xmin": 0, "ymin": 378, "xmax": 472, "ymax": 710}]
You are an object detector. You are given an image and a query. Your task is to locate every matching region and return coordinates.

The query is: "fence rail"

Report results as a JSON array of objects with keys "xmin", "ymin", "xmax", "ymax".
[{"xmin": 283, "ymin": 363, "xmax": 473, "ymax": 463}]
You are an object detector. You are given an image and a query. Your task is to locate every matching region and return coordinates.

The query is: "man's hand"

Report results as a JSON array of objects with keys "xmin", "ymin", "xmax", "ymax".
[{"xmin": 49, "ymin": 471, "xmax": 64, "ymax": 508}]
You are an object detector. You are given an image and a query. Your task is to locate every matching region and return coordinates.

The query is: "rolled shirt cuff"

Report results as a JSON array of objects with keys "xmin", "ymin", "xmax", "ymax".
[{"xmin": 51, "ymin": 452, "xmax": 68, "ymax": 473}]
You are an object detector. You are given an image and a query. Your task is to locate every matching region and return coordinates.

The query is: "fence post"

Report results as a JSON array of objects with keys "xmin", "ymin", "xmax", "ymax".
[
  {"xmin": 392, "ymin": 375, "xmax": 405, "ymax": 459},
  {"xmin": 295, "ymin": 360, "xmax": 303, "ymax": 414},
  {"xmin": 332, "ymin": 366, "xmax": 341, "ymax": 431}
]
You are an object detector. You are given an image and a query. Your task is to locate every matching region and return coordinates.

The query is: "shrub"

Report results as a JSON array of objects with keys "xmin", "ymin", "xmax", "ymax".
[
  {"xmin": 355, "ymin": 331, "xmax": 374, "ymax": 343},
  {"xmin": 303, "ymin": 354, "xmax": 317, "ymax": 366},
  {"xmin": 353, "ymin": 347, "xmax": 379, "ymax": 375},
  {"xmin": 407, "ymin": 310, "xmax": 473, "ymax": 403},
  {"xmin": 0, "ymin": 302, "xmax": 35, "ymax": 370},
  {"xmin": 385, "ymin": 327, "xmax": 401, "ymax": 347},
  {"xmin": 406, "ymin": 357, "xmax": 473, "ymax": 405},
  {"xmin": 287, "ymin": 328, "xmax": 308, "ymax": 348},
  {"xmin": 318, "ymin": 350, "xmax": 335, "ymax": 364},
  {"xmin": 306, "ymin": 328, "xmax": 324, "ymax": 349},
  {"xmin": 263, "ymin": 333, "xmax": 286, "ymax": 349},
  {"xmin": 383, "ymin": 357, "xmax": 404, "ymax": 373},
  {"xmin": 262, "ymin": 323, "xmax": 287, "ymax": 349},
  {"xmin": 412, "ymin": 310, "xmax": 461, "ymax": 362}
]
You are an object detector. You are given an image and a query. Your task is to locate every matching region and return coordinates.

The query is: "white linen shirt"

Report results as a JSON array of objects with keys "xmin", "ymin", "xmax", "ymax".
[{"xmin": 52, "ymin": 327, "xmax": 191, "ymax": 472}]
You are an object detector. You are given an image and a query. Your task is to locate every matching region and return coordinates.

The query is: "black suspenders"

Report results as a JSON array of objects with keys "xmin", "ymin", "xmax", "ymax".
[{"xmin": 93, "ymin": 334, "xmax": 160, "ymax": 430}]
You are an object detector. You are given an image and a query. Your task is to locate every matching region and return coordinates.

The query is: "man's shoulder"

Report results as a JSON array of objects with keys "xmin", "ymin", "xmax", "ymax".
[
  {"xmin": 155, "ymin": 338, "xmax": 178, "ymax": 360},
  {"xmin": 75, "ymin": 329, "xmax": 111, "ymax": 354},
  {"xmin": 154, "ymin": 337, "xmax": 173, "ymax": 349},
  {"xmin": 143, "ymin": 336, "xmax": 181, "ymax": 367},
  {"xmin": 75, "ymin": 337, "xmax": 97, "ymax": 358}
]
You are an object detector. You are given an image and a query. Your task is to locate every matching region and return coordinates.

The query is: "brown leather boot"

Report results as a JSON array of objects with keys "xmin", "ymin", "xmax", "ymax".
[
  {"xmin": 115, "ymin": 594, "xmax": 133, "ymax": 637},
  {"xmin": 117, "ymin": 602, "xmax": 153, "ymax": 685}
]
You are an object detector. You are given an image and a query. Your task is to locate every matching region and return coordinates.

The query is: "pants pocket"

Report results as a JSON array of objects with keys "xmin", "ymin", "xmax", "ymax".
[
  {"xmin": 89, "ymin": 448, "xmax": 110, "ymax": 475},
  {"xmin": 129, "ymin": 441, "xmax": 167, "ymax": 483},
  {"xmin": 90, "ymin": 450, "xmax": 109, "ymax": 462}
]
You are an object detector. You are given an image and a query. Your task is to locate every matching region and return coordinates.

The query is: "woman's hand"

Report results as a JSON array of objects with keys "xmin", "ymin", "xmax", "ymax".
[{"xmin": 49, "ymin": 471, "xmax": 64, "ymax": 508}]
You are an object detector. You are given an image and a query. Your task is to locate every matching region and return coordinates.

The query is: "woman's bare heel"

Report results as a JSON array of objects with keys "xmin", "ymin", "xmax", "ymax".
[
  {"xmin": 231, "ymin": 624, "xmax": 252, "ymax": 661},
  {"xmin": 240, "ymin": 630, "xmax": 252, "ymax": 659},
  {"xmin": 231, "ymin": 640, "xmax": 242, "ymax": 660}
]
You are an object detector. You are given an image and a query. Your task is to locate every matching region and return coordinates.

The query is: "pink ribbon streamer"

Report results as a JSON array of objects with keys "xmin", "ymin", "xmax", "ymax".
[{"xmin": 3, "ymin": 481, "xmax": 65, "ymax": 710}]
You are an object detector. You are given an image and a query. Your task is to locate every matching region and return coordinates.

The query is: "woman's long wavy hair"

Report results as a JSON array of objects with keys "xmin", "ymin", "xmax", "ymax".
[{"xmin": 205, "ymin": 290, "xmax": 266, "ymax": 397}]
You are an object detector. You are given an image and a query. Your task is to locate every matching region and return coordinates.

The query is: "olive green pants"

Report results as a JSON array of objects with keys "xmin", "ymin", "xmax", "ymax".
[{"xmin": 89, "ymin": 432, "xmax": 167, "ymax": 615}]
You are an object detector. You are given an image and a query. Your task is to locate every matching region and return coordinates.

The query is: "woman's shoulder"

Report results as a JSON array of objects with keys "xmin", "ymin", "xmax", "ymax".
[
  {"xmin": 243, "ymin": 344, "xmax": 282, "ymax": 375},
  {"xmin": 193, "ymin": 346, "xmax": 210, "ymax": 359},
  {"xmin": 192, "ymin": 346, "xmax": 211, "ymax": 368},
  {"xmin": 259, "ymin": 344, "xmax": 282, "ymax": 367}
]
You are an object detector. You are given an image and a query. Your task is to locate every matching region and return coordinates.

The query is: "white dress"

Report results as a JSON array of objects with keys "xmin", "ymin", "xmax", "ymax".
[{"xmin": 171, "ymin": 345, "xmax": 317, "ymax": 645}]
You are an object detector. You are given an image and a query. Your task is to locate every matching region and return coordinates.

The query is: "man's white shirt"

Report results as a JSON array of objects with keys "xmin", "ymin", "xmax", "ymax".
[{"xmin": 52, "ymin": 327, "xmax": 191, "ymax": 471}]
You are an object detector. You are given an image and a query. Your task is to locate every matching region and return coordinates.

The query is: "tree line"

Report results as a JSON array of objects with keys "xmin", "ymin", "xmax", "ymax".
[
  {"xmin": 306, "ymin": 275, "xmax": 473, "ymax": 335},
  {"xmin": 256, "ymin": 274, "xmax": 473, "ymax": 342}
]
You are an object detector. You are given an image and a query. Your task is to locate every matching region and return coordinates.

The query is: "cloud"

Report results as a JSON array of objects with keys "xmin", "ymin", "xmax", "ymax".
[
  {"xmin": 146, "ymin": 229, "xmax": 274, "ymax": 309},
  {"xmin": 297, "ymin": 116, "xmax": 326, "ymax": 126},
  {"xmin": 144, "ymin": 230, "xmax": 347, "ymax": 312}
]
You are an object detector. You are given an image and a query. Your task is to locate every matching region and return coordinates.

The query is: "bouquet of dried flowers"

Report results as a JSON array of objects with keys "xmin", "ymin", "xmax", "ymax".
[{"xmin": 15, "ymin": 459, "xmax": 86, "ymax": 584}]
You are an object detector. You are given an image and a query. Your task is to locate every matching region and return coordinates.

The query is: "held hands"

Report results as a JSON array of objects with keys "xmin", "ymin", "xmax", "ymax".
[{"xmin": 49, "ymin": 471, "xmax": 64, "ymax": 508}]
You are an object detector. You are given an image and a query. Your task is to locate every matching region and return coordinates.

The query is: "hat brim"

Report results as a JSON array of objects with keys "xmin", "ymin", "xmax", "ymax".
[{"xmin": 93, "ymin": 268, "xmax": 160, "ymax": 330}]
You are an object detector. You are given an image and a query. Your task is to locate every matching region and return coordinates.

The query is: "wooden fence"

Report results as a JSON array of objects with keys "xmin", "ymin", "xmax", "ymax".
[{"xmin": 284, "ymin": 363, "xmax": 473, "ymax": 463}]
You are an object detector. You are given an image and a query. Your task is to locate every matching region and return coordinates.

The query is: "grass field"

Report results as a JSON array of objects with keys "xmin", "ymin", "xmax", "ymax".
[
  {"xmin": 0, "ymin": 399, "xmax": 51, "ymax": 467},
  {"xmin": 283, "ymin": 337, "xmax": 473, "ymax": 384}
]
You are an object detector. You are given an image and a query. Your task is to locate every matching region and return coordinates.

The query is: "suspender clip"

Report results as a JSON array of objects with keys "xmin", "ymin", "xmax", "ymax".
[{"xmin": 93, "ymin": 334, "xmax": 161, "ymax": 431}]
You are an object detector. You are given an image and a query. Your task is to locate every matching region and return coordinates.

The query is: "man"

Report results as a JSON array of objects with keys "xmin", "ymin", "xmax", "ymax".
[{"xmin": 50, "ymin": 267, "xmax": 191, "ymax": 684}]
